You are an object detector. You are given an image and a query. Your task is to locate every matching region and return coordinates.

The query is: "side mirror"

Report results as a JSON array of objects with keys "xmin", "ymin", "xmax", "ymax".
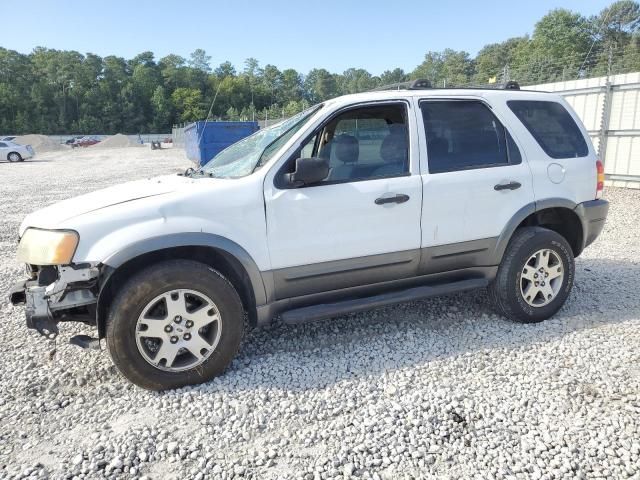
[{"xmin": 284, "ymin": 157, "xmax": 329, "ymax": 187}]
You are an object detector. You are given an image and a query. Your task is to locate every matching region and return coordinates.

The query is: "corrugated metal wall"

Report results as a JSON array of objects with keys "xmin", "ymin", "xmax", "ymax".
[{"xmin": 527, "ymin": 73, "xmax": 640, "ymax": 189}]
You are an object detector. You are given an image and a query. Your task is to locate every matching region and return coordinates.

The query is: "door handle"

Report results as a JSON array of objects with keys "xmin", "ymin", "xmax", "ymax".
[
  {"xmin": 494, "ymin": 181, "xmax": 522, "ymax": 191},
  {"xmin": 375, "ymin": 194, "xmax": 410, "ymax": 205}
]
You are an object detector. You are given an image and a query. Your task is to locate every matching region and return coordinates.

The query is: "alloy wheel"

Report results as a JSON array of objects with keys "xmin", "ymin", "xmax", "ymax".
[
  {"xmin": 135, "ymin": 289, "xmax": 222, "ymax": 372},
  {"xmin": 520, "ymin": 248, "xmax": 564, "ymax": 307}
]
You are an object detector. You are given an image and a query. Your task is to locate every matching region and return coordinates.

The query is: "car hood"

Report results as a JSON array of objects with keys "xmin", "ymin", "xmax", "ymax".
[{"xmin": 19, "ymin": 174, "xmax": 193, "ymax": 235}]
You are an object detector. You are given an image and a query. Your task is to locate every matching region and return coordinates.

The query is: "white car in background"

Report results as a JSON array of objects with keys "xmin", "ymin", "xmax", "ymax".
[{"xmin": 0, "ymin": 140, "xmax": 35, "ymax": 162}]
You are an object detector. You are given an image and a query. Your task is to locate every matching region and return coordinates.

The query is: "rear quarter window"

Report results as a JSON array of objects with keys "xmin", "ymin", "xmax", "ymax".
[{"xmin": 507, "ymin": 100, "xmax": 589, "ymax": 159}]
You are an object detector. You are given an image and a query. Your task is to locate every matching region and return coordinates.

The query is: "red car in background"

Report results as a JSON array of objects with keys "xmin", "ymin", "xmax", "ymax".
[{"xmin": 71, "ymin": 136, "xmax": 100, "ymax": 148}]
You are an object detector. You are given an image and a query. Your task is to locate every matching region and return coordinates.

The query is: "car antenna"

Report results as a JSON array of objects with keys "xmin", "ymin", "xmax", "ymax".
[{"xmin": 189, "ymin": 81, "xmax": 224, "ymax": 177}]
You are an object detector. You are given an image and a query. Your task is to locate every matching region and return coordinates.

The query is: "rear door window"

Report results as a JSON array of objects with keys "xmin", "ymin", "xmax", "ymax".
[
  {"xmin": 420, "ymin": 100, "xmax": 519, "ymax": 174},
  {"xmin": 507, "ymin": 100, "xmax": 588, "ymax": 159}
]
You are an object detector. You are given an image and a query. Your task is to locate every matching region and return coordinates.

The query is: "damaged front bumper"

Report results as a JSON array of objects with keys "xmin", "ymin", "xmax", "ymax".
[{"xmin": 9, "ymin": 264, "xmax": 99, "ymax": 338}]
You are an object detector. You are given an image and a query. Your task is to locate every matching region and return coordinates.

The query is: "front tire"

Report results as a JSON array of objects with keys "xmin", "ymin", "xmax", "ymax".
[
  {"xmin": 489, "ymin": 227, "xmax": 575, "ymax": 323},
  {"xmin": 106, "ymin": 260, "xmax": 244, "ymax": 390}
]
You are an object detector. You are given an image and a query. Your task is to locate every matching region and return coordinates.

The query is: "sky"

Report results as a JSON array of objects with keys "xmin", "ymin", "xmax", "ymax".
[{"xmin": 1, "ymin": 0, "xmax": 614, "ymax": 75}]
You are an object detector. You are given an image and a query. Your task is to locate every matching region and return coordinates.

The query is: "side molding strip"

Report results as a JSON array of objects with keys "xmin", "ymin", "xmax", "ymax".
[{"xmin": 270, "ymin": 250, "xmax": 421, "ymax": 300}]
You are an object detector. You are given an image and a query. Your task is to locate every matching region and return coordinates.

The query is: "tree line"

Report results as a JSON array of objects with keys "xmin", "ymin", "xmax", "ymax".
[{"xmin": 1, "ymin": 1, "xmax": 639, "ymax": 135}]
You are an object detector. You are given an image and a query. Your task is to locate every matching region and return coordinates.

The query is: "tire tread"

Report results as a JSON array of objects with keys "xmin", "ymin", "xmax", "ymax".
[{"xmin": 490, "ymin": 226, "xmax": 574, "ymax": 323}]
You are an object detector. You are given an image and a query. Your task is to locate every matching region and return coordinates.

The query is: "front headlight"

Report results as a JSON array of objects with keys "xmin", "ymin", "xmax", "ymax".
[{"xmin": 17, "ymin": 228, "xmax": 79, "ymax": 265}]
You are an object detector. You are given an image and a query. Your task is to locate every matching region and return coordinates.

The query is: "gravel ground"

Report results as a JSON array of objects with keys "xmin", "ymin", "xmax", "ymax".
[{"xmin": 0, "ymin": 148, "xmax": 639, "ymax": 480}]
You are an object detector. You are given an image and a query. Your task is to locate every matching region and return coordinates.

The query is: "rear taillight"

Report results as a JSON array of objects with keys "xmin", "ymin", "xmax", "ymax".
[{"xmin": 596, "ymin": 159, "xmax": 604, "ymax": 199}]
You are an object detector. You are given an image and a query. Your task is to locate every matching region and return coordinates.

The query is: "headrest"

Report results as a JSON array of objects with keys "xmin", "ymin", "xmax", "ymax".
[
  {"xmin": 334, "ymin": 135, "xmax": 359, "ymax": 164},
  {"xmin": 380, "ymin": 124, "xmax": 408, "ymax": 163}
]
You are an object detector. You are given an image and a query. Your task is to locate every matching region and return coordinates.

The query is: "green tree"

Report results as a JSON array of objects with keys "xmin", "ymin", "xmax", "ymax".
[
  {"xmin": 151, "ymin": 86, "xmax": 172, "ymax": 130},
  {"xmin": 129, "ymin": 51, "xmax": 156, "ymax": 68},
  {"xmin": 379, "ymin": 68, "xmax": 409, "ymax": 85},
  {"xmin": 304, "ymin": 68, "xmax": 338, "ymax": 102},
  {"xmin": 531, "ymin": 9, "xmax": 593, "ymax": 60},
  {"xmin": 474, "ymin": 37, "xmax": 528, "ymax": 83},
  {"xmin": 412, "ymin": 49, "xmax": 473, "ymax": 86},
  {"xmin": 262, "ymin": 64, "xmax": 282, "ymax": 105},
  {"xmin": 281, "ymin": 69, "xmax": 303, "ymax": 103},
  {"xmin": 159, "ymin": 54, "xmax": 187, "ymax": 90},
  {"xmin": 243, "ymin": 57, "xmax": 261, "ymax": 78},
  {"xmin": 513, "ymin": 9, "xmax": 593, "ymax": 82},
  {"xmin": 596, "ymin": 1, "xmax": 640, "ymax": 49},
  {"xmin": 171, "ymin": 87, "xmax": 205, "ymax": 122},
  {"xmin": 339, "ymin": 68, "xmax": 378, "ymax": 94},
  {"xmin": 3, "ymin": 2, "xmax": 640, "ymax": 134},
  {"xmin": 189, "ymin": 49, "xmax": 211, "ymax": 73},
  {"xmin": 215, "ymin": 61, "xmax": 236, "ymax": 78}
]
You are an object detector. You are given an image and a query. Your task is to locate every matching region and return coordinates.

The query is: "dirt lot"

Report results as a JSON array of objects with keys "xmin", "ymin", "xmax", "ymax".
[{"xmin": 0, "ymin": 147, "xmax": 639, "ymax": 480}]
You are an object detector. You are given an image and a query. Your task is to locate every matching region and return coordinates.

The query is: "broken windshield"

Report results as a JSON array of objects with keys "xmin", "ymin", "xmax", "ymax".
[{"xmin": 199, "ymin": 105, "xmax": 322, "ymax": 178}]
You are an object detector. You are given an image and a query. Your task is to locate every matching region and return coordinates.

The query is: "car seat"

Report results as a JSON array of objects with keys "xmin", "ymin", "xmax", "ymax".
[
  {"xmin": 372, "ymin": 125, "xmax": 408, "ymax": 177},
  {"xmin": 329, "ymin": 134, "xmax": 359, "ymax": 181}
]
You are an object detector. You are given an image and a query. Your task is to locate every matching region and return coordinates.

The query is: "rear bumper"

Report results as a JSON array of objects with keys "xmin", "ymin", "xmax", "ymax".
[{"xmin": 575, "ymin": 199, "xmax": 609, "ymax": 251}]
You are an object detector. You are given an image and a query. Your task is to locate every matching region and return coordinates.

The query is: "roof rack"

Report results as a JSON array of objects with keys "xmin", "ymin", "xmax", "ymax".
[
  {"xmin": 371, "ymin": 79, "xmax": 521, "ymax": 92},
  {"xmin": 370, "ymin": 79, "xmax": 432, "ymax": 91}
]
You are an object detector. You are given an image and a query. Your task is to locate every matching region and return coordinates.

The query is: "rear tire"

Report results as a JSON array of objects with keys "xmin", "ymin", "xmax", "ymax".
[
  {"xmin": 106, "ymin": 260, "xmax": 244, "ymax": 390},
  {"xmin": 489, "ymin": 227, "xmax": 575, "ymax": 323}
]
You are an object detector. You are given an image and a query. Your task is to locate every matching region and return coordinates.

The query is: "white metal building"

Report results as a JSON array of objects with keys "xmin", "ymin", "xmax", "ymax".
[{"xmin": 527, "ymin": 72, "xmax": 640, "ymax": 189}]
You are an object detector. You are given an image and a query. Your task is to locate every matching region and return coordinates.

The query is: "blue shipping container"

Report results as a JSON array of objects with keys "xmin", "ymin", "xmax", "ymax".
[{"xmin": 184, "ymin": 121, "xmax": 259, "ymax": 166}]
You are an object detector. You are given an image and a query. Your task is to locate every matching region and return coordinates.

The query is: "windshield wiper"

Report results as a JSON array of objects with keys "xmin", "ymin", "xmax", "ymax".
[{"xmin": 181, "ymin": 167, "xmax": 215, "ymax": 178}]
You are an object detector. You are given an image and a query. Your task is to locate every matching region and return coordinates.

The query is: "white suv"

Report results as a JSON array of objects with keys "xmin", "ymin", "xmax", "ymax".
[{"xmin": 10, "ymin": 81, "xmax": 609, "ymax": 390}]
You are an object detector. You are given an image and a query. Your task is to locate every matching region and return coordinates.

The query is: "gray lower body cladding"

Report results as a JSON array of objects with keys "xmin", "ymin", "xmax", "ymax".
[
  {"xmin": 258, "ymin": 238, "xmax": 501, "ymax": 325},
  {"xmin": 269, "ymin": 238, "xmax": 499, "ymax": 301},
  {"xmin": 257, "ymin": 266, "xmax": 498, "ymax": 325},
  {"xmin": 575, "ymin": 199, "xmax": 609, "ymax": 250}
]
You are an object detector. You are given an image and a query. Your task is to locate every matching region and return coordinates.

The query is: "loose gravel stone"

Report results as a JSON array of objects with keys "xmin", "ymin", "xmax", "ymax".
[{"xmin": 0, "ymin": 148, "xmax": 639, "ymax": 479}]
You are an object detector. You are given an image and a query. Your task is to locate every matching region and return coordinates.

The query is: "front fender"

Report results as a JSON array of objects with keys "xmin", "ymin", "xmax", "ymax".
[{"xmin": 102, "ymin": 232, "xmax": 267, "ymax": 306}]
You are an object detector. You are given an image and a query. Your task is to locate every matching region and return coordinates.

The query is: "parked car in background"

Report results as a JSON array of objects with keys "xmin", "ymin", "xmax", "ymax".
[
  {"xmin": 65, "ymin": 136, "xmax": 83, "ymax": 145},
  {"xmin": 0, "ymin": 140, "xmax": 34, "ymax": 162},
  {"xmin": 71, "ymin": 136, "xmax": 100, "ymax": 148}
]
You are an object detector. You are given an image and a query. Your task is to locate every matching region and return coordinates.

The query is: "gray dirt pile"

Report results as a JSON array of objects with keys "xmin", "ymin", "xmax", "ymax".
[
  {"xmin": 13, "ymin": 134, "xmax": 65, "ymax": 153},
  {"xmin": 91, "ymin": 134, "xmax": 143, "ymax": 149}
]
